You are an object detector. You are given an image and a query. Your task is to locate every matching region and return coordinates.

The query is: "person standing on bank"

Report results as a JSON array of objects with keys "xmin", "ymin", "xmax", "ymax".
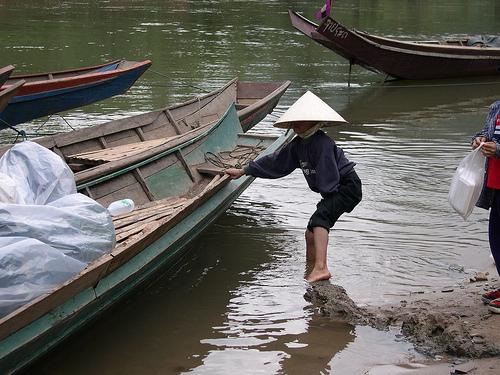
[
  {"xmin": 472, "ymin": 100, "xmax": 500, "ymax": 314},
  {"xmin": 225, "ymin": 91, "xmax": 362, "ymax": 283}
]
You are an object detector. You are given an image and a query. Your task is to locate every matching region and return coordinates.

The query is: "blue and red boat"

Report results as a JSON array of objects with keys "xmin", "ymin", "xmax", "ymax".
[{"xmin": 0, "ymin": 59, "xmax": 152, "ymax": 129}]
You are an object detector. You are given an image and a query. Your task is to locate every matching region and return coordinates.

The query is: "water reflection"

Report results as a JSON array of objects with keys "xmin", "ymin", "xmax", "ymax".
[
  {"xmin": 181, "ymin": 207, "xmax": 355, "ymax": 375},
  {"xmin": 341, "ymin": 77, "xmax": 500, "ymax": 124},
  {"xmin": 191, "ymin": 313, "xmax": 354, "ymax": 375}
]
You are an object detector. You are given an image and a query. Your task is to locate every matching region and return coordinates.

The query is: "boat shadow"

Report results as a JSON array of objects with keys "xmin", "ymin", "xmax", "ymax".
[{"xmin": 341, "ymin": 76, "xmax": 500, "ymax": 124}]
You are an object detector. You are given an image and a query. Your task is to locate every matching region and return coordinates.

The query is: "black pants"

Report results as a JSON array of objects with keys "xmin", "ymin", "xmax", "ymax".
[
  {"xmin": 489, "ymin": 190, "xmax": 500, "ymax": 276},
  {"xmin": 307, "ymin": 170, "xmax": 362, "ymax": 232}
]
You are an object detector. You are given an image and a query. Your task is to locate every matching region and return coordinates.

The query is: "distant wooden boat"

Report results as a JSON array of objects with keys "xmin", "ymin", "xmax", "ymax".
[
  {"xmin": 0, "ymin": 59, "xmax": 152, "ymax": 128},
  {"xmin": 0, "ymin": 78, "xmax": 291, "ymax": 174},
  {"xmin": 289, "ymin": 10, "xmax": 500, "ymax": 80},
  {"xmin": 0, "ymin": 65, "xmax": 15, "ymax": 87},
  {"xmin": 0, "ymin": 104, "xmax": 293, "ymax": 373},
  {"xmin": 0, "ymin": 80, "xmax": 24, "ymax": 114}
]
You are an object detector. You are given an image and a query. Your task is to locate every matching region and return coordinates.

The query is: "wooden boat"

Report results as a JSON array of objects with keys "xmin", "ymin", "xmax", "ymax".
[
  {"xmin": 0, "ymin": 59, "xmax": 152, "ymax": 128},
  {"xmin": 0, "ymin": 65, "xmax": 15, "ymax": 87},
  {"xmin": 0, "ymin": 103, "xmax": 293, "ymax": 373},
  {"xmin": 0, "ymin": 80, "xmax": 24, "ymax": 114},
  {"xmin": 289, "ymin": 10, "xmax": 500, "ymax": 80},
  {"xmin": 0, "ymin": 78, "xmax": 291, "ymax": 172}
]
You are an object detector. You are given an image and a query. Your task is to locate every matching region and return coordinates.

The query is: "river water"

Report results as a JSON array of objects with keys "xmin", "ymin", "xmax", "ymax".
[{"xmin": 2, "ymin": 0, "xmax": 500, "ymax": 373}]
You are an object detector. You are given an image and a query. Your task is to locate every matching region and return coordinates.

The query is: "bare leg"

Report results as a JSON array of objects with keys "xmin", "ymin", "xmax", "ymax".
[
  {"xmin": 305, "ymin": 229, "xmax": 316, "ymax": 277},
  {"xmin": 305, "ymin": 227, "xmax": 332, "ymax": 282},
  {"xmin": 305, "ymin": 228, "xmax": 315, "ymax": 264}
]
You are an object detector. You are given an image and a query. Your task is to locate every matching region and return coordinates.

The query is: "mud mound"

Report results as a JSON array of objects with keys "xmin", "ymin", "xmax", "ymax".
[
  {"xmin": 304, "ymin": 282, "xmax": 376, "ymax": 325},
  {"xmin": 305, "ymin": 280, "xmax": 500, "ymax": 359}
]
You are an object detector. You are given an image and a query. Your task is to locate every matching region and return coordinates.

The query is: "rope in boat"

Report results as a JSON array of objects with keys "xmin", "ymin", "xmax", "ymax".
[{"xmin": 204, "ymin": 141, "xmax": 265, "ymax": 169}]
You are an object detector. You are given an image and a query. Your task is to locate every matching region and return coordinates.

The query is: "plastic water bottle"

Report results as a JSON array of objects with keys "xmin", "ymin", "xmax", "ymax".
[{"xmin": 107, "ymin": 199, "xmax": 135, "ymax": 216}]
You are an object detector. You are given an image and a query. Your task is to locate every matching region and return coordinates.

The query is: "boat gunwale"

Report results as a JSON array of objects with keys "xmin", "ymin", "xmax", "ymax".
[
  {"xmin": 349, "ymin": 29, "xmax": 500, "ymax": 60},
  {"xmin": 9, "ymin": 75, "xmax": 119, "ymax": 102},
  {"xmin": 353, "ymin": 29, "xmax": 500, "ymax": 53},
  {"xmin": 5, "ymin": 60, "xmax": 123, "ymax": 81}
]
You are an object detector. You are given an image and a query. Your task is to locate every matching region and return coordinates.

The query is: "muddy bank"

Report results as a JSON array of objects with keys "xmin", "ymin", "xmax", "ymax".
[{"xmin": 305, "ymin": 277, "xmax": 500, "ymax": 373}]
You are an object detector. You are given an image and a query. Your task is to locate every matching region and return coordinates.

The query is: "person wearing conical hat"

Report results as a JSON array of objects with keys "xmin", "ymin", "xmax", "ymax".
[{"xmin": 226, "ymin": 91, "xmax": 362, "ymax": 282}]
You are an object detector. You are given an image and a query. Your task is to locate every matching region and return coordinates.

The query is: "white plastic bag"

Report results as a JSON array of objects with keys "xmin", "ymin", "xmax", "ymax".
[{"xmin": 448, "ymin": 144, "xmax": 485, "ymax": 220}]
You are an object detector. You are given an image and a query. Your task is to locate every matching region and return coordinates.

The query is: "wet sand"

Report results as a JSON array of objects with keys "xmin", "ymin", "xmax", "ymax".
[{"xmin": 306, "ymin": 273, "xmax": 500, "ymax": 374}]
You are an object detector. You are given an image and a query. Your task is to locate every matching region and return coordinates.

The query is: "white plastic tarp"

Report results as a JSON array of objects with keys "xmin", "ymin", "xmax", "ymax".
[{"xmin": 0, "ymin": 141, "xmax": 115, "ymax": 318}]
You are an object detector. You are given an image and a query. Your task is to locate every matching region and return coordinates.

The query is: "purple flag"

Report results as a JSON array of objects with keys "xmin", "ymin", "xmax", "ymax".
[{"xmin": 315, "ymin": 0, "xmax": 332, "ymax": 20}]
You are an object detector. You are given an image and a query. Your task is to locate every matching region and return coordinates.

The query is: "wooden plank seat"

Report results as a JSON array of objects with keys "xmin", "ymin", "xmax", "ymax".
[
  {"xmin": 112, "ymin": 196, "xmax": 192, "ymax": 243},
  {"xmin": 66, "ymin": 137, "xmax": 176, "ymax": 166},
  {"xmin": 111, "ymin": 174, "xmax": 228, "ymax": 244},
  {"xmin": 196, "ymin": 164, "xmax": 225, "ymax": 176}
]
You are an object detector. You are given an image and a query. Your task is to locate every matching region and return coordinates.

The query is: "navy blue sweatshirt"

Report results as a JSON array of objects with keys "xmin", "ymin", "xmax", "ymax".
[{"xmin": 244, "ymin": 130, "xmax": 355, "ymax": 196}]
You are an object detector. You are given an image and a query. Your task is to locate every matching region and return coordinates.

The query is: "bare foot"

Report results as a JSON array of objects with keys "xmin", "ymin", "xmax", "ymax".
[{"xmin": 305, "ymin": 269, "xmax": 331, "ymax": 283}]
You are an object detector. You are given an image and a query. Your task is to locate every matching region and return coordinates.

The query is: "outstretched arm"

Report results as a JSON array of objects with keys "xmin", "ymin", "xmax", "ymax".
[{"xmin": 226, "ymin": 139, "xmax": 298, "ymax": 180}]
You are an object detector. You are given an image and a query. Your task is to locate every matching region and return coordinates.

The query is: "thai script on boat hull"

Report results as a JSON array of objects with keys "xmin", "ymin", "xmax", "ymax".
[{"xmin": 320, "ymin": 18, "xmax": 349, "ymax": 40}]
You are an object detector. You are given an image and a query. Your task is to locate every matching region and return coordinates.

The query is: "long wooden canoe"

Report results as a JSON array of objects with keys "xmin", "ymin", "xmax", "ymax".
[
  {"xmin": 0, "ymin": 60, "xmax": 152, "ymax": 128},
  {"xmin": 0, "ymin": 78, "xmax": 291, "ymax": 173},
  {"xmin": 289, "ymin": 10, "xmax": 500, "ymax": 80},
  {"xmin": 0, "ymin": 104, "xmax": 293, "ymax": 373}
]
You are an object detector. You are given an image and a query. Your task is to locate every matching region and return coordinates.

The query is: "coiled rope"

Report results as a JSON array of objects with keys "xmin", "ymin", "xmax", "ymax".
[{"xmin": 204, "ymin": 141, "xmax": 265, "ymax": 169}]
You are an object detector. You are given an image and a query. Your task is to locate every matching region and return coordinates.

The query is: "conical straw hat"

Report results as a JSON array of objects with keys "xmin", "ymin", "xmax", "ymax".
[{"xmin": 273, "ymin": 91, "xmax": 347, "ymax": 128}]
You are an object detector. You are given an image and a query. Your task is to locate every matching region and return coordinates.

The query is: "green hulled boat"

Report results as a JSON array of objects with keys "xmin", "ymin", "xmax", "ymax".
[{"xmin": 0, "ymin": 104, "xmax": 293, "ymax": 373}]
